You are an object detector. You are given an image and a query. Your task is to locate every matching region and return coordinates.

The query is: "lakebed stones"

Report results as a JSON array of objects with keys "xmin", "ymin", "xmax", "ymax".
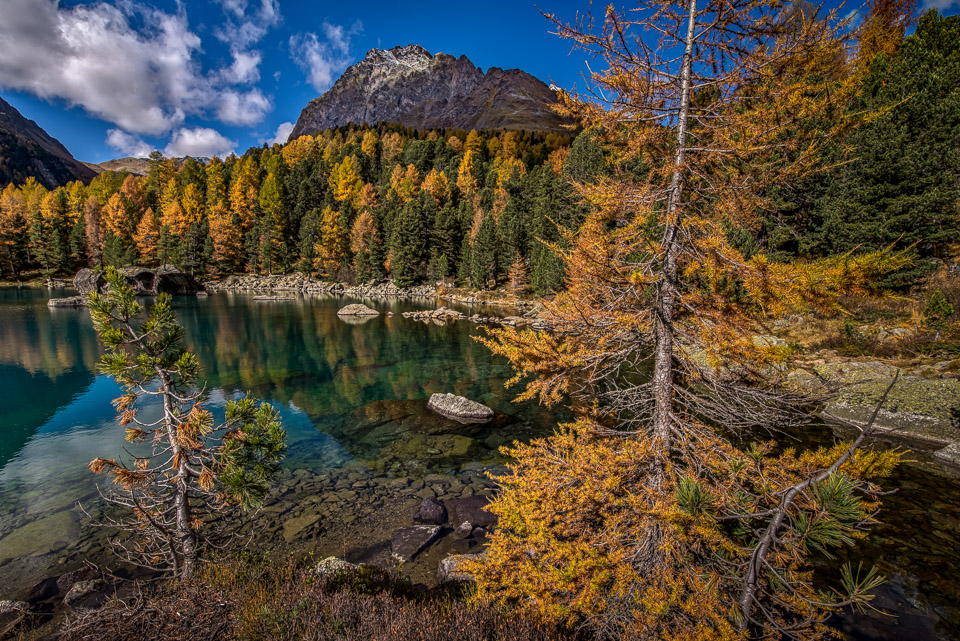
[
  {"xmin": 427, "ymin": 393, "xmax": 494, "ymax": 423},
  {"xmin": 391, "ymin": 525, "xmax": 441, "ymax": 563},
  {"xmin": 253, "ymin": 295, "xmax": 296, "ymax": 301},
  {"xmin": 337, "ymin": 303, "xmax": 380, "ymax": 316},
  {"xmin": 283, "ymin": 513, "xmax": 321, "ymax": 542}
]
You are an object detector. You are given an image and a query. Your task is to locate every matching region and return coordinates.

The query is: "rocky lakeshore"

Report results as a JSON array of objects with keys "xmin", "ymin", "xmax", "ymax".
[{"xmin": 204, "ymin": 273, "xmax": 437, "ymax": 298}]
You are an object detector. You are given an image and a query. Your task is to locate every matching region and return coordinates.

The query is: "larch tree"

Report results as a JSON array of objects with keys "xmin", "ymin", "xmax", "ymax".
[
  {"xmin": 83, "ymin": 195, "xmax": 104, "ymax": 268},
  {"xmin": 473, "ymin": 1, "xmax": 908, "ymax": 639},
  {"xmin": 350, "ymin": 209, "xmax": 377, "ymax": 283},
  {"xmin": 313, "ymin": 205, "xmax": 347, "ymax": 278},
  {"xmin": 87, "ymin": 268, "xmax": 286, "ymax": 579},
  {"xmin": 134, "ymin": 207, "xmax": 160, "ymax": 265}
]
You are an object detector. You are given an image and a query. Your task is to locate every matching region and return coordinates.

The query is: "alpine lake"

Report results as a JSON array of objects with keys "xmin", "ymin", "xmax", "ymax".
[{"xmin": 1, "ymin": 287, "xmax": 958, "ymax": 641}]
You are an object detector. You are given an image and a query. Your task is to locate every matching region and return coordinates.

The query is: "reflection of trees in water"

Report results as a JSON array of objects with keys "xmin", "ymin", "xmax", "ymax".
[
  {"xmin": 176, "ymin": 295, "xmax": 516, "ymax": 423},
  {"xmin": 0, "ymin": 290, "xmax": 99, "ymax": 378}
]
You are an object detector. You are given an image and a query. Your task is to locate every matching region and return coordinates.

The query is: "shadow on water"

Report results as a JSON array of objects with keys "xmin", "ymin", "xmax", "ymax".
[{"xmin": 0, "ymin": 288, "xmax": 959, "ymax": 641}]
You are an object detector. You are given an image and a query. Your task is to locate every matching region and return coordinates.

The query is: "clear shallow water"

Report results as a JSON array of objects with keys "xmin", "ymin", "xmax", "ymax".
[{"xmin": 0, "ymin": 288, "xmax": 958, "ymax": 640}]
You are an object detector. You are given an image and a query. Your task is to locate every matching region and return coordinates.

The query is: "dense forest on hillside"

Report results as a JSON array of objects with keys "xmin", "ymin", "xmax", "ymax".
[{"xmin": 0, "ymin": 11, "xmax": 957, "ymax": 295}]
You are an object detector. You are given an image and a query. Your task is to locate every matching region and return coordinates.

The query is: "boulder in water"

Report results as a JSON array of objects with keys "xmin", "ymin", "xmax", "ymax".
[
  {"xmin": 47, "ymin": 296, "xmax": 86, "ymax": 308},
  {"xmin": 337, "ymin": 303, "xmax": 380, "ymax": 316},
  {"xmin": 427, "ymin": 393, "xmax": 494, "ymax": 423}
]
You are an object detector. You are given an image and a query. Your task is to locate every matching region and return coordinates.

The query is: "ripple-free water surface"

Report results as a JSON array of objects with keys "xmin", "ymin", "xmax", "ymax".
[{"xmin": 0, "ymin": 288, "xmax": 958, "ymax": 640}]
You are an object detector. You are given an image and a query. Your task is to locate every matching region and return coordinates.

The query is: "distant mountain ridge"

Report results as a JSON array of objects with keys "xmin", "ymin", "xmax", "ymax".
[
  {"xmin": 289, "ymin": 45, "xmax": 569, "ymax": 139},
  {"xmin": 82, "ymin": 157, "xmax": 152, "ymax": 176},
  {"xmin": 0, "ymin": 95, "xmax": 97, "ymax": 188}
]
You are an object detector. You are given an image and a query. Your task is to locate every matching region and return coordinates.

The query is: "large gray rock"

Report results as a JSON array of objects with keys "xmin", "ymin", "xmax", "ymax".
[
  {"xmin": 73, "ymin": 268, "xmax": 105, "ymax": 295},
  {"xmin": 437, "ymin": 553, "xmax": 487, "ymax": 583},
  {"xmin": 337, "ymin": 303, "xmax": 380, "ymax": 317},
  {"xmin": 427, "ymin": 393, "xmax": 494, "ymax": 423},
  {"xmin": 391, "ymin": 525, "xmax": 441, "ymax": 563}
]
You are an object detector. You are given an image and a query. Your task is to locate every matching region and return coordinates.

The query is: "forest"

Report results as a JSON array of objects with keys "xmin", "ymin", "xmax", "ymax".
[{"xmin": 0, "ymin": 9, "xmax": 957, "ymax": 296}]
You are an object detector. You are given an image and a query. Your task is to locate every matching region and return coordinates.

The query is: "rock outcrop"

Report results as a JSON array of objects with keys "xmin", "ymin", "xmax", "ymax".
[
  {"xmin": 289, "ymin": 44, "xmax": 568, "ymax": 138},
  {"xmin": 204, "ymin": 273, "xmax": 436, "ymax": 298},
  {"xmin": 427, "ymin": 393, "xmax": 494, "ymax": 423},
  {"xmin": 73, "ymin": 266, "xmax": 204, "ymax": 296}
]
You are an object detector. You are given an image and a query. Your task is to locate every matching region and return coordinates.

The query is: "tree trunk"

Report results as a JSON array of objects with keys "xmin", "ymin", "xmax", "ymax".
[
  {"xmin": 159, "ymin": 375, "xmax": 197, "ymax": 578},
  {"xmin": 651, "ymin": 0, "xmax": 698, "ymax": 458}
]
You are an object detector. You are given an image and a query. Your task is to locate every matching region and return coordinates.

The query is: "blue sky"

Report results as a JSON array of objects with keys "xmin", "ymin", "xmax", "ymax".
[{"xmin": 1, "ymin": 0, "xmax": 957, "ymax": 163}]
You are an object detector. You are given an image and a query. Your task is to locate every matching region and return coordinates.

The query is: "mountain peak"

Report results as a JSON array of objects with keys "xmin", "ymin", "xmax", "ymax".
[
  {"xmin": 361, "ymin": 44, "xmax": 433, "ymax": 69},
  {"xmin": 289, "ymin": 47, "xmax": 567, "ymax": 139}
]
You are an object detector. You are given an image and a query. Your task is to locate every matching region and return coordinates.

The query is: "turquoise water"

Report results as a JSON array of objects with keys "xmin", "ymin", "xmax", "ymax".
[{"xmin": 0, "ymin": 288, "xmax": 959, "ymax": 640}]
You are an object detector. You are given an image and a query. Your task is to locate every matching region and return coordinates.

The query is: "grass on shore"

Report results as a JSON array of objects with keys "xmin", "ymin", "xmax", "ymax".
[{"xmin": 57, "ymin": 555, "xmax": 577, "ymax": 641}]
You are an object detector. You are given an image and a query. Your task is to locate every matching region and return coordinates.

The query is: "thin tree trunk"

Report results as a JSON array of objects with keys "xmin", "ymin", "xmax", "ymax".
[
  {"xmin": 651, "ymin": 0, "xmax": 698, "ymax": 459},
  {"xmin": 159, "ymin": 374, "xmax": 197, "ymax": 578}
]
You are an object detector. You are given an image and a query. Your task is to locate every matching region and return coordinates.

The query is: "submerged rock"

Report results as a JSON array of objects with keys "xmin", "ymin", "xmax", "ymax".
[
  {"xmin": 337, "ymin": 303, "xmax": 380, "ymax": 316},
  {"xmin": 391, "ymin": 525, "xmax": 441, "ymax": 563},
  {"xmin": 446, "ymin": 495, "xmax": 498, "ymax": 529},
  {"xmin": 253, "ymin": 295, "xmax": 296, "ymax": 301},
  {"xmin": 427, "ymin": 393, "xmax": 494, "ymax": 423},
  {"xmin": 413, "ymin": 497, "xmax": 448, "ymax": 525}
]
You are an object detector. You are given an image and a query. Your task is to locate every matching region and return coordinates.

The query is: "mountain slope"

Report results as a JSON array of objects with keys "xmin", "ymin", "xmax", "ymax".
[
  {"xmin": 289, "ymin": 45, "xmax": 568, "ymax": 139},
  {"xmin": 0, "ymin": 96, "xmax": 97, "ymax": 188}
]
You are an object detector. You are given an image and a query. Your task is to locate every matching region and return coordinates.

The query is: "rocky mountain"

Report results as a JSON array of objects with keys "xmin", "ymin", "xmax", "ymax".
[
  {"xmin": 0, "ymin": 95, "xmax": 96, "ymax": 188},
  {"xmin": 289, "ymin": 45, "xmax": 568, "ymax": 139}
]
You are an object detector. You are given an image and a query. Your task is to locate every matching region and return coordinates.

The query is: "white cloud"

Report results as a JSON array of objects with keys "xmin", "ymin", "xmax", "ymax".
[
  {"xmin": 225, "ymin": 51, "xmax": 262, "ymax": 84},
  {"xmin": 266, "ymin": 121, "xmax": 294, "ymax": 146},
  {"xmin": 215, "ymin": 0, "xmax": 247, "ymax": 18},
  {"xmin": 290, "ymin": 21, "xmax": 363, "ymax": 92},
  {"xmin": 164, "ymin": 127, "xmax": 236, "ymax": 158},
  {"xmin": 924, "ymin": 0, "xmax": 960, "ymax": 8},
  {"xmin": 0, "ymin": 0, "xmax": 277, "ymax": 134},
  {"xmin": 106, "ymin": 129, "xmax": 155, "ymax": 158},
  {"xmin": 217, "ymin": 88, "xmax": 271, "ymax": 126}
]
